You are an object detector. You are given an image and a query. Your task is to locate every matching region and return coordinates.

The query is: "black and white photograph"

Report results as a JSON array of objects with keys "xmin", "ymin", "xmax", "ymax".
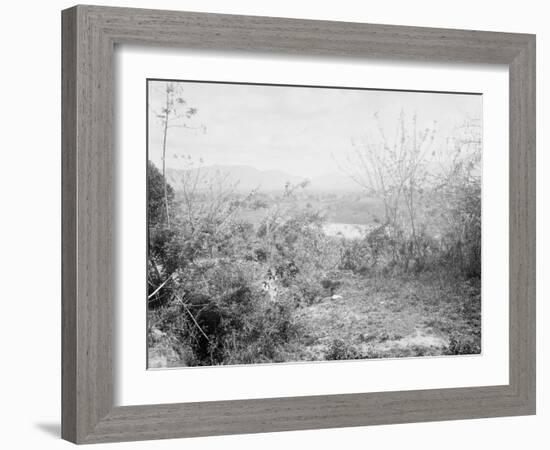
[
  {"xmin": 146, "ymin": 79, "xmax": 482, "ymax": 368},
  {"xmin": 1, "ymin": 0, "xmax": 543, "ymax": 447}
]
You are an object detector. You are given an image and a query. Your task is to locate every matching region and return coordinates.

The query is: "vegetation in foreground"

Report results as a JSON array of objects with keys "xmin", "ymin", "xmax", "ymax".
[{"xmin": 147, "ymin": 83, "xmax": 482, "ymax": 368}]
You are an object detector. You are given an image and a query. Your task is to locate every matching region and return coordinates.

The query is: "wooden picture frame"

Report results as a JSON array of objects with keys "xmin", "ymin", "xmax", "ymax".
[{"xmin": 61, "ymin": 5, "xmax": 536, "ymax": 444}]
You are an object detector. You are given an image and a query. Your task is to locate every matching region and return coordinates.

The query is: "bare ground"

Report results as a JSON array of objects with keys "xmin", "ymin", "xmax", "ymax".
[{"xmin": 292, "ymin": 273, "xmax": 481, "ymax": 360}]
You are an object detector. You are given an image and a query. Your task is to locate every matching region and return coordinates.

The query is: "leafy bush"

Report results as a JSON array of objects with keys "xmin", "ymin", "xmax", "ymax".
[
  {"xmin": 325, "ymin": 339, "xmax": 361, "ymax": 360},
  {"xmin": 147, "ymin": 160, "xmax": 174, "ymax": 228},
  {"xmin": 221, "ymin": 301, "xmax": 301, "ymax": 364},
  {"xmin": 339, "ymin": 239, "xmax": 373, "ymax": 274},
  {"xmin": 285, "ymin": 272, "xmax": 325, "ymax": 306},
  {"xmin": 444, "ymin": 334, "xmax": 481, "ymax": 355},
  {"xmin": 148, "ymin": 253, "xmax": 303, "ymax": 366}
]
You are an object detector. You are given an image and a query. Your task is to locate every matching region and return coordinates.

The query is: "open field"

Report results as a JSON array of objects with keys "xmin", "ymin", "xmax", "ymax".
[
  {"xmin": 294, "ymin": 274, "xmax": 481, "ymax": 361},
  {"xmin": 231, "ymin": 192, "xmax": 385, "ymax": 227}
]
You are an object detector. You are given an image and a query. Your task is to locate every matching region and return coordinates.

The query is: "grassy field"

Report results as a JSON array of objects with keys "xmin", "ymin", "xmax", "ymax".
[
  {"xmin": 233, "ymin": 192, "xmax": 385, "ymax": 227},
  {"xmin": 292, "ymin": 273, "xmax": 481, "ymax": 361}
]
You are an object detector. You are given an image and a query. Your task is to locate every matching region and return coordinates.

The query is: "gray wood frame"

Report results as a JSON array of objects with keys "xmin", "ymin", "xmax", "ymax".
[{"xmin": 62, "ymin": 5, "xmax": 536, "ymax": 444}]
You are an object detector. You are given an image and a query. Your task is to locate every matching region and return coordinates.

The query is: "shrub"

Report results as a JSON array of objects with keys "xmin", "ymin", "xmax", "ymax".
[
  {"xmin": 338, "ymin": 225, "xmax": 398, "ymax": 274},
  {"xmin": 148, "ymin": 255, "xmax": 304, "ymax": 366},
  {"xmin": 219, "ymin": 299, "xmax": 301, "ymax": 365},
  {"xmin": 277, "ymin": 269, "xmax": 325, "ymax": 306},
  {"xmin": 444, "ymin": 334, "xmax": 481, "ymax": 355},
  {"xmin": 339, "ymin": 238, "xmax": 373, "ymax": 274},
  {"xmin": 325, "ymin": 339, "xmax": 361, "ymax": 361}
]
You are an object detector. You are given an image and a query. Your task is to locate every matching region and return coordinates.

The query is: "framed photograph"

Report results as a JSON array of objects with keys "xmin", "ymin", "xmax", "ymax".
[{"xmin": 62, "ymin": 5, "xmax": 536, "ymax": 444}]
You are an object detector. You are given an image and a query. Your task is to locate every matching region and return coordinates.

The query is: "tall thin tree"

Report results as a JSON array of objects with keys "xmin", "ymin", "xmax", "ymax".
[{"xmin": 155, "ymin": 82, "xmax": 203, "ymax": 227}]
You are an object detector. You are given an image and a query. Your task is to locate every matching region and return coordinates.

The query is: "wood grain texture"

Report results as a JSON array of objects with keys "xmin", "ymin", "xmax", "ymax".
[
  {"xmin": 61, "ymin": 5, "xmax": 536, "ymax": 444},
  {"xmin": 508, "ymin": 36, "xmax": 536, "ymax": 407},
  {"xmin": 61, "ymin": 7, "xmax": 77, "ymax": 443}
]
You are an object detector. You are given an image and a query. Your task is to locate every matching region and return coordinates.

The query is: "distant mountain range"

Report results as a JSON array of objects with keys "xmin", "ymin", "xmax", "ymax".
[{"xmin": 165, "ymin": 164, "xmax": 362, "ymax": 193}]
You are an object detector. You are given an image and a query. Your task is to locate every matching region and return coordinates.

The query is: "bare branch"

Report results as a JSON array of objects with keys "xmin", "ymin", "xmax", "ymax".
[
  {"xmin": 173, "ymin": 293, "xmax": 212, "ymax": 344},
  {"xmin": 147, "ymin": 273, "xmax": 174, "ymax": 300}
]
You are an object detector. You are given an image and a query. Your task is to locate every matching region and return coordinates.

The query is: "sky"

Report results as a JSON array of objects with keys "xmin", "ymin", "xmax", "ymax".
[{"xmin": 147, "ymin": 80, "xmax": 481, "ymax": 179}]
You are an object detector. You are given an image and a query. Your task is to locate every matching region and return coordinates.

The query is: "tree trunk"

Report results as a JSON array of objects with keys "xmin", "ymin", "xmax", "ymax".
[{"xmin": 161, "ymin": 85, "xmax": 171, "ymax": 228}]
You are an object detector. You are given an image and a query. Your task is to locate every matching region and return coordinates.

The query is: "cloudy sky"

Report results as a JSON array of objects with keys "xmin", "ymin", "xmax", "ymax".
[{"xmin": 148, "ymin": 79, "xmax": 481, "ymax": 179}]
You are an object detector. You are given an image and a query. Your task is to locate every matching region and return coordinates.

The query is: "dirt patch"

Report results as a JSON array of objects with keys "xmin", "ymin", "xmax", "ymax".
[
  {"xmin": 375, "ymin": 328, "xmax": 447, "ymax": 352},
  {"xmin": 294, "ymin": 273, "xmax": 479, "ymax": 360}
]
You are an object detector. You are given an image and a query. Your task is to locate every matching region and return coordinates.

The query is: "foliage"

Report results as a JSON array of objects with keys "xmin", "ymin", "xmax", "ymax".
[
  {"xmin": 432, "ymin": 118, "xmax": 482, "ymax": 277},
  {"xmin": 147, "ymin": 170, "xmax": 322, "ymax": 364},
  {"xmin": 339, "ymin": 113, "xmax": 481, "ymax": 278},
  {"xmin": 154, "ymin": 81, "xmax": 202, "ymax": 227},
  {"xmin": 325, "ymin": 338, "xmax": 362, "ymax": 360},
  {"xmin": 149, "ymin": 257, "xmax": 302, "ymax": 366},
  {"xmin": 342, "ymin": 112, "xmax": 436, "ymax": 269},
  {"xmin": 444, "ymin": 335, "xmax": 481, "ymax": 355},
  {"xmin": 148, "ymin": 160, "xmax": 174, "ymax": 227},
  {"xmin": 147, "ymin": 108, "xmax": 482, "ymax": 367}
]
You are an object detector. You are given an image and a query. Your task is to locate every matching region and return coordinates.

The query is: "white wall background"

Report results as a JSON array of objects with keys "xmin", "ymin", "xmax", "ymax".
[{"xmin": 0, "ymin": 1, "xmax": 546, "ymax": 448}]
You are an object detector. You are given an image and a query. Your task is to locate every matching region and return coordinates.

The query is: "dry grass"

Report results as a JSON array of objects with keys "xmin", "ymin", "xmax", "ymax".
[
  {"xmin": 292, "ymin": 273, "xmax": 481, "ymax": 360},
  {"xmin": 148, "ymin": 271, "xmax": 481, "ymax": 366}
]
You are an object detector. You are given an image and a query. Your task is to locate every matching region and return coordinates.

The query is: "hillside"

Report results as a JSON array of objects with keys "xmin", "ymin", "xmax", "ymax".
[{"xmin": 165, "ymin": 164, "xmax": 362, "ymax": 193}]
